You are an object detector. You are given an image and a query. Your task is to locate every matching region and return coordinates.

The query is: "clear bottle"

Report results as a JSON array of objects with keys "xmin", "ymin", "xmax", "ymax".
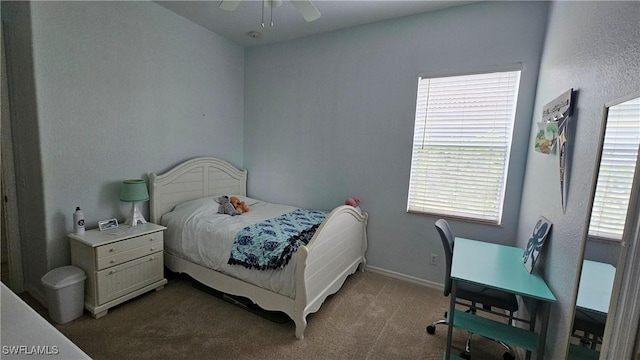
[{"xmin": 73, "ymin": 207, "xmax": 85, "ymax": 235}]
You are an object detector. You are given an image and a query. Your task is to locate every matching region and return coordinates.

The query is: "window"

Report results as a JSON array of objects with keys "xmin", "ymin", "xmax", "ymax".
[
  {"xmin": 407, "ymin": 69, "xmax": 521, "ymax": 225},
  {"xmin": 588, "ymin": 96, "xmax": 640, "ymax": 240}
]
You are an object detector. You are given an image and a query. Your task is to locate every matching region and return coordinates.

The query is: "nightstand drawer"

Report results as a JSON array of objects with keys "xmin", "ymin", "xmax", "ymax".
[
  {"xmin": 97, "ymin": 242, "xmax": 163, "ymax": 270},
  {"xmin": 96, "ymin": 232, "xmax": 163, "ymax": 258},
  {"xmin": 96, "ymin": 253, "xmax": 163, "ymax": 305}
]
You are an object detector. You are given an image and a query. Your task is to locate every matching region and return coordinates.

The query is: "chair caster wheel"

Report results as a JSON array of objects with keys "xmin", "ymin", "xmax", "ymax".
[
  {"xmin": 460, "ymin": 351, "xmax": 471, "ymax": 360},
  {"xmin": 426, "ymin": 325, "xmax": 436, "ymax": 334},
  {"xmin": 503, "ymin": 352, "xmax": 515, "ymax": 360}
]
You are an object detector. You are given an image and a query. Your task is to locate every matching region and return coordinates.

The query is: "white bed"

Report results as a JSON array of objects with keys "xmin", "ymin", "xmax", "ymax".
[{"xmin": 149, "ymin": 157, "xmax": 368, "ymax": 339}]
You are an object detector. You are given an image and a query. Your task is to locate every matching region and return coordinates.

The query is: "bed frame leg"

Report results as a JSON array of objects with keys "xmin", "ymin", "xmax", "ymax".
[
  {"xmin": 294, "ymin": 317, "xmax": 307, "ymax": 340},
  {"xmin": 358, "ymin": 259, "xmax": 367, "ymax": 272}
]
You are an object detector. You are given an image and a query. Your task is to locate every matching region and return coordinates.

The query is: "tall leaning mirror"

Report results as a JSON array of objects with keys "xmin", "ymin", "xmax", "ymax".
[{"xmin": 567, "ymin": 91, "xmax": 640, "ymax": 359}]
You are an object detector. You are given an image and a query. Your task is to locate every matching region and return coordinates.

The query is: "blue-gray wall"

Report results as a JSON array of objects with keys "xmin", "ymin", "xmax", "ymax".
[
  {"xmin": 4, "ymin": 0, "xmax": 640, "ymax": 357},
  {"xmin": 244, "ymin": 1, "xmax": 548, "ymax": 289},
  {"xmin": 1, "ymin": 1, "xmax": 244, "ymax": 297},
  {"xmin": 517, "ymin": 2, "xmax": 640, "ymax": 358}
]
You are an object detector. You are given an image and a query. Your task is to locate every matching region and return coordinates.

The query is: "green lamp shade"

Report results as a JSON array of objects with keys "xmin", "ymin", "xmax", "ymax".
[{"xmin": 119, "ymin": 179, "xmax": 149, "ymax": 202}]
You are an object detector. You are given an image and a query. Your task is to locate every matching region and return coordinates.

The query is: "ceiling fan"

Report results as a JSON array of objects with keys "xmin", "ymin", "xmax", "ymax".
[{"xmin": 219, "ymin": 0, "xmax": 321, "ymax": 24}]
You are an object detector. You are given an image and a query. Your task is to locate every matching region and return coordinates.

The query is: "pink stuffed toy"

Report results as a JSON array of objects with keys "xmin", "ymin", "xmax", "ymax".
[{"xmin": 345, "ymin": 197, "xmax": 361, "ymax": 207}]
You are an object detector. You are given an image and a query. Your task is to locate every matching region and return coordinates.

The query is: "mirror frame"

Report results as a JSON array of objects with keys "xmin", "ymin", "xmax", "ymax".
[
  {"xmin": 601, "ymin": 128, "xmax": 640, "ymax": 358},
  {"xmin": 570, "ymin": 90, "xmax": 640, "ymax": 359}
]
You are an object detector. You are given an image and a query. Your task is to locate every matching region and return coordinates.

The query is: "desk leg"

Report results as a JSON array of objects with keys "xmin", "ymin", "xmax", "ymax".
[
  {"xmin": 445, "ymin": 280, "xmax": 457, "ymax": 360},
  {"xmin": 535, "ymin": 301, "xmax": 550, "ymax": 360},
  {"xmin": 525, "ymin": 299, "xmax": 538, "ymax": 360}
]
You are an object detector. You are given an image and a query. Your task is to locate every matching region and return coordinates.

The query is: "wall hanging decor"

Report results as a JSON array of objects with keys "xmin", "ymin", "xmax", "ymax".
[
  {"xmin": 535, "ymin": 121, "xmax": 559, "ymax": 154},
  {"xmin": 541, "ymin": 89, "xmax": 574, "ymax": 213},
  {"xmin": 523, "ymin": 216, "xmax": 553, "ymax": 273}
]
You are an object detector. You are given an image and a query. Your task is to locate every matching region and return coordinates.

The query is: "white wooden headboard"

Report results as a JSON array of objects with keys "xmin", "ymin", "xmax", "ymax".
[{"xmin": 149, "ymin": 157, "xmax": 247, "ymax": 224}]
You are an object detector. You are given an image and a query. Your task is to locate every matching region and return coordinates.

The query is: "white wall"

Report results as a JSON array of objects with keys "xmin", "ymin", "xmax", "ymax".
[
  {"xmin": 1, "ymin": 1, "xmax": 244, "ymax": 297},
  {"xmin": 244, "ymin": 1, "xmax": 549, "ymax": 287},
  {"xmin": 517, "ymin": 2, "xmax": 640, "ymax": 358}
]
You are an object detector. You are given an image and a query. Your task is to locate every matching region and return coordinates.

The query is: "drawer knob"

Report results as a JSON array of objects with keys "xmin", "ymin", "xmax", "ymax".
[
  {"xmin": 110, "ymin": 259, "xmax": 117, "ymax": 263},
  {"xmin": 150, "ymin": 238, "xmax": 155, "ymax": 241},
  {"xmin": 109, "ymin": 270, "xmax": 115, "ymax": 274},
  {"xmin": 109, "ymin": 248, "xmax": 114, "ymax": 252},
  {"xmin": 150, "ymin": 247, "xmax": 155, "ymax": 251}
]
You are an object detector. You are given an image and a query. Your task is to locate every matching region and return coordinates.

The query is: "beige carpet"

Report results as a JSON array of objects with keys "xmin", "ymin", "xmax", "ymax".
[{"xmin": 24, "ymin": 271, "xmax": 514, "ymax": 360}]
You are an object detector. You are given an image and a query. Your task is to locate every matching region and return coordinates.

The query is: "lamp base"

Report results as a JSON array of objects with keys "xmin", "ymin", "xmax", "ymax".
[{"xmin": 124, "ymin": 202, "xmax": 147, "ymax": 226}]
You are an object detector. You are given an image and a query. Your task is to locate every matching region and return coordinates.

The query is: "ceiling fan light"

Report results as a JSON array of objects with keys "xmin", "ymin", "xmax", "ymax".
[
  {"xmin": 219, "ymin": 0, "xmax": 241, "ymax": 11},
  {"xmin": 264, "ymin": 0, "xmax": 283, "ymax": 9},
  {"xmin": 290, "ymin": 0, "xmax": 321, "ymax": 22}
]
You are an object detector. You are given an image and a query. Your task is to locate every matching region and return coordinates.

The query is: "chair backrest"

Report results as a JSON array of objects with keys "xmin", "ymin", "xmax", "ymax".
[{"xmin": 434, "ymin": 219, "xmax": 454, "ymax": 296}]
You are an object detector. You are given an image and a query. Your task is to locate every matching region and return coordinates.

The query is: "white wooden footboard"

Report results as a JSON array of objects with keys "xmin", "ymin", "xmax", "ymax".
[{"xmin": 292, "ymin": 205, "xmax": 368, "ymax": 339}]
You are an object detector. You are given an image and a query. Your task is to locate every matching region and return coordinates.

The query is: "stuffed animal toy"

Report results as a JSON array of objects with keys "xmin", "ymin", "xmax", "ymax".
[
  {"xmin": 230, "ymin": 196, "xmax": 250, "ymax": 213},
  {"xmin": 345, "ymin": 197, "xmax": 361, "ymax": 207},
  {"xmin": 217, "ymin": 196, "xmax": 241, "ymax": 216},
  {"xmin": 345, "ymin": 197, "xmax": 362, "ymax": 213}
]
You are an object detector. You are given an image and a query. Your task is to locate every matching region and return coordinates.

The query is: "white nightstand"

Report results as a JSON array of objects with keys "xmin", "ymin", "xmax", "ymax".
[{"xmin": 69, "ymin": 223, "xmax": 167, "ymax": 318}]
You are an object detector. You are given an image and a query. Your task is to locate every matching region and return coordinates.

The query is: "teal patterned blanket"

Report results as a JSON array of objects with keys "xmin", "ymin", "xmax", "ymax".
[{"xmin": 228, "ymin": 209, "xmax": 328, "ymax": 270}]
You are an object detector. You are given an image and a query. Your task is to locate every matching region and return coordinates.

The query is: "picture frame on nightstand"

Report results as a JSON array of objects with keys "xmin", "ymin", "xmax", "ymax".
[{"xmin": 98, "ymin": 218, "xmax": 119, "ymax": 231}]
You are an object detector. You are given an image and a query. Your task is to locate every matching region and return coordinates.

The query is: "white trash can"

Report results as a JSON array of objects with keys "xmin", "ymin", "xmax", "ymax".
[{"xmin": 41, "ymin": 265, "xmax": 87, "ymax": 324}]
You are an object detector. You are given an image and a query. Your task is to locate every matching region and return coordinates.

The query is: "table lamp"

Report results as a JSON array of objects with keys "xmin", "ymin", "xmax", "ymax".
[{"xmin": 120, "ymin": 179, "xmax": 149, "ymax": 226}]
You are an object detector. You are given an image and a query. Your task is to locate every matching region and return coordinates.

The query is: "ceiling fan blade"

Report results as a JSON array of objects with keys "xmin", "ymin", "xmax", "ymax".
[
  {"xmin": 290, "ymin": 0, "xmax": 321, "ymax": 22},
  {"xmin": 219, "ymin": 0, "xmax": 241, "ymax": 11}
]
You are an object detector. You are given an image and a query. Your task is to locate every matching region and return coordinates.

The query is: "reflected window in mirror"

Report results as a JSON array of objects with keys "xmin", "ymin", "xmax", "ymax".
[
  {"xmin": 589, "ymin": 96, "xmax": 640, "ymax": 241},
  {"xmin": 569, "ymin": 92, "xmax": 640, "ymax": 358}
]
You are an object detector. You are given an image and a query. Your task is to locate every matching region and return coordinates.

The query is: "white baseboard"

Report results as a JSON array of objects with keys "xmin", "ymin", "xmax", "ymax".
[
  {"xmin": 24, "ymin": 282, "xmax": 46, "ymax": 307},
  {"xmin": 364, "ymin": 265, "xmax": 444, "ymax": 292}
]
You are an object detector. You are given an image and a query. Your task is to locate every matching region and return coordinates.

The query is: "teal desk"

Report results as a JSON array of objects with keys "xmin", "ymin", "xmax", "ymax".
[
  {"xmin": 446, "ymin": 238, "xmax": 556, "ymax": 360},
  {"xmin": 567, "ymin": 260, "xmax": 614, "ymax": 359},
  {"xmin": 576, "ymin": 260, "xmax": 615, "ymax": 315}
]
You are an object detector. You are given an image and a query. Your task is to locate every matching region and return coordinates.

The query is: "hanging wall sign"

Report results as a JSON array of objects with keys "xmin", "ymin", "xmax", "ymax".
[
  {"xmin": 542, "ymin": 89, "xmax": 573, "ymax": 123},
  {"xmin": 541, "ymin": 89, "xmax": 574, "ymax": 213}
]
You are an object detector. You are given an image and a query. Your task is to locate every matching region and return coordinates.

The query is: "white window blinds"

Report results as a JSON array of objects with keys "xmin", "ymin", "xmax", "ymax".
[
  {"xmin": 407, "ymin": 70, "xmax": 521, "ymax": 224},
  {"xmin": 588, "ymin": 96, "xmax": 640, "ymax": 240}
]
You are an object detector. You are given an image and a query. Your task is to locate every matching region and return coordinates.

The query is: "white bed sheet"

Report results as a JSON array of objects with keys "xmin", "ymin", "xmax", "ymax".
[{"xmin": 161, "ymin": 196, "xmax": 301, "ymax": 298}]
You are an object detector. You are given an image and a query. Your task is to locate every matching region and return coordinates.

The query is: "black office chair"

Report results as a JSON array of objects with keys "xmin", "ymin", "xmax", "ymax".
[
  {"xmin": 571, "ymin": 309, "xmax": 606, "ymax": 350},
  {"xmin": 426, "ymin": 219, "xmax": 518, "ymax": 360}
]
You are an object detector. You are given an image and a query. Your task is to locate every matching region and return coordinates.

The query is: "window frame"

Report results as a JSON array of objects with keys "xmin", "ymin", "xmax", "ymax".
[{"xmin": 406, "ymin": 66, "xmax": 523, "ymax": 225}]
